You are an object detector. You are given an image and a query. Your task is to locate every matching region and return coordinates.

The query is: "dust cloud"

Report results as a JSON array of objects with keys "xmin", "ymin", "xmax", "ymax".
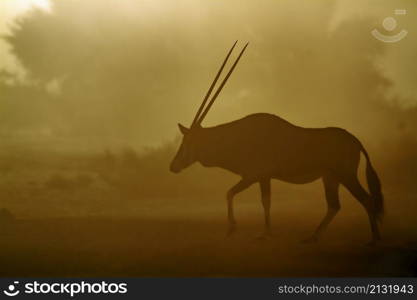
[{"xmin": 0, "ymin": 0, "xmax": 416, "ymax": 277}]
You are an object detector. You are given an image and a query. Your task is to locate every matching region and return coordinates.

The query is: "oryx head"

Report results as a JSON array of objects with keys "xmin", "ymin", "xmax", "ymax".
[{"xmin": 170, "ymin": 41, "xmax": 248, "ymax": 173}]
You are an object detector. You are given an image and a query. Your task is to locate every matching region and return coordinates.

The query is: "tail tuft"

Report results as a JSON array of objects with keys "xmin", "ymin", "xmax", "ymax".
[{"xmin": 362, "ymin": 148, "xmax": 384, "ymax": 222}]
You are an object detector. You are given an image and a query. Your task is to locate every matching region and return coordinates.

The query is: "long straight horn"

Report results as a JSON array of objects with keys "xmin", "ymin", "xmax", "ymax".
[
  {"xmin": 197, "ymin": 42, "xmax": 249, "ymax": 125},
  {"xmin": 191, "ymin": 40, "xmax": 238, "ymax": 128}
]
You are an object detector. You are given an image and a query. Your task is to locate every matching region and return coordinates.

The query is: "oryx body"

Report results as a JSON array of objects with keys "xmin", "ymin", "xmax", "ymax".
[{"xmin": 170, "ymin": 42, "xmax": 383, "ymax": 243}]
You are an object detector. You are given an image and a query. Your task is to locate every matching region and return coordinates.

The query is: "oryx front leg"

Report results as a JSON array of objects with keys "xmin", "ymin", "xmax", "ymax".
[{"xmin": 226, "ymin": 179, "xmax": 253, "ymax": 237}]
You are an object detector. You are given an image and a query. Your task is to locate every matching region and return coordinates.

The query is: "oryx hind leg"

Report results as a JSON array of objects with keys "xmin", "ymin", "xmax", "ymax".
[
  {"xmin": 303, "ymin": 175, "xmax": 340, "ymax": 243},
  {"xmin": 226, "ymin": 179, "xmax": 253, "ymax": 237},
  {"xmin": 341, "ymin": 176, "xmax": 381, "ymax": 245}
]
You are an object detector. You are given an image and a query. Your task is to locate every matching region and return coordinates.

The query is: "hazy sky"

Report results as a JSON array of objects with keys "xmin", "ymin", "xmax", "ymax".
[
  {"xmin": 1, "ymin": 0, "xmax": 415, "ymax": 103},
  {"xmin": 0, "ymin": 0, "xmax": 416, "ymax": 150}
]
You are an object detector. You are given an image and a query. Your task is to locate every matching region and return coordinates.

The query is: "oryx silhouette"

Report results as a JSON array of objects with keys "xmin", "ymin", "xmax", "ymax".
[{"xmin": 170, "ymin": 41, "xmax": 383, "ymax": 244}]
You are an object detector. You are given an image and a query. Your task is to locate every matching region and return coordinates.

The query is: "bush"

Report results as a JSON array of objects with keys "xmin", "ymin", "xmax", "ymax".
[
  {"xmin": 0, "ymin": 208, "xmax": 16, "ymax": 222},
  {"xmin": 45, "ymin": 173, "xmax": 94, "ymax": 190}
]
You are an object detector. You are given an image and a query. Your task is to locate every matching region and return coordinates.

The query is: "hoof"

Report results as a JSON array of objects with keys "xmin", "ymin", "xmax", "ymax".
[
  {"xmin": 226, "ymin": 226, "xmax": 236, "ymax": 237},
  {"xmin": 255, "ymin": 231, "xmax": 272, "ymax": 240},
  {"xmin": 366, "ymin": 239, "xmax": 380, "ymax": 247},
  {"xmin": 301, "ymin": 236, "xmax": 318, "ymax": 244}
]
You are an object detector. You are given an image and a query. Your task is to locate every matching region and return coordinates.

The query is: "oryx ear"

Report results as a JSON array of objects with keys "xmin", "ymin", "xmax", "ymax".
[{"xmin": 178, "ymin": 123, "xmax": 189, "ymax": 135}]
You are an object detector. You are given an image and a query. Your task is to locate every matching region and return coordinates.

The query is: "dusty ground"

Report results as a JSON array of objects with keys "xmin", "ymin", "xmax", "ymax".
[
  {"xmin": 1, "ymin": 203, "xmax": 416, "ymax": 277},
  {"xmin": 0, "ymin": 150, "xmax": 416, "ymax": 277}
]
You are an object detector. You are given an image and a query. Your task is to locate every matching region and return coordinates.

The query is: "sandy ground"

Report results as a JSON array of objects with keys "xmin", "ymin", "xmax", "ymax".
[{"xmin": 1, "ymin": 202, "xmax": 416, "ymax": 277}]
